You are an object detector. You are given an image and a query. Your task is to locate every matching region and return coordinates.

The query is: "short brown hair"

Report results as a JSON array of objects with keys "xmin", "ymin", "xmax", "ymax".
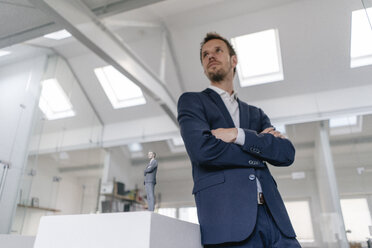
[
  {"xmin": 200, "ymin": 32, "xmax": 237, "ymax": 73},
  {"xmin": 200, "ymin": 32, "xmax": 236, "ymax": 61}
]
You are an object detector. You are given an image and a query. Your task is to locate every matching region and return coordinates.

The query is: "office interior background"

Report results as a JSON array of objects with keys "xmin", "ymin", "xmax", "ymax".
[{"xmin": 0, "ymin": 0, "xmax": 372, "ymax": 247}]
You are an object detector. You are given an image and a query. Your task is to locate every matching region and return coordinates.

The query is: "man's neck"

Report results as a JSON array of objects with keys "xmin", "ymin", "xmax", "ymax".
[{"xmin": 210, "ymin": 80, "xmax": 234, "ymax": 95}]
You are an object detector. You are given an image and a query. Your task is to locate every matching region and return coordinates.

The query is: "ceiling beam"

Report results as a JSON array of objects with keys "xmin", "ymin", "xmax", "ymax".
[
  {"xmin": 90, "ymin": 0, "xmax": 166, "ymax": 18},
  {"xmin": 30, "ymin": 0, "xmax": 178, "ymax": 123}
]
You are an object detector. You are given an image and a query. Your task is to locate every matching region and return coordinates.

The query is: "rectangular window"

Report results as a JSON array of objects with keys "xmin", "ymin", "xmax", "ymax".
[
  {"xmin": 94, "ymin": 65, "xmax": 146, "ymax": 109},
  {"xmin": 284, "ymin": 200, "xmax": 315, "ymax": 243},
  {"xmin": 350, "ymin": 8, "xmax": 372, "ymax": 68},
  {"xmin": 340, "ymin": 198, "xmax": 372, "ymax": 242},
  {"xmin": 179, "ymin": 207, "xmax": 199, "ymax": 224},
  {"xmin": 39, "ymin": 78, "xmax": 75, "ymax": 120},
  {"xmin": 231, "ymin": 29, "xmax": 284, "ymax": 87},
  {"xmin": 157, "ymin": 208, "xmax": 177, "ymax": 218}
]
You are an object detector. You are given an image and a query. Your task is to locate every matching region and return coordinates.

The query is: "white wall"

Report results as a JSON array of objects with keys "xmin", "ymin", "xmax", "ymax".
[{"xmin": 12, "ymin": 160, "xmax": 101, "ymax": 235}]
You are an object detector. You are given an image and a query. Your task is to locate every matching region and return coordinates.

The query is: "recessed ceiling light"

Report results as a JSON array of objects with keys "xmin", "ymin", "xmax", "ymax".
[
  {"xmin": 94, "ymin": 65, "xmax": 146, "ymax": 109},
  {"xmin": 39, "ymin": 78, "xmax": 75, "ymax": 120},
  {"xmin": 0, "ymin": 50, "xmax": 11, "ymax": 57},
  {"xmin": 44, "ymin": 29, "xmax": 72, "ymax": 40}
]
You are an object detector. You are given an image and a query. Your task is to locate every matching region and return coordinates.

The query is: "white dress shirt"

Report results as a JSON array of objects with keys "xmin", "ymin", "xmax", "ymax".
[{"xmin": 208, "ymin": 85, "xmax": 263, "ymax": 195}]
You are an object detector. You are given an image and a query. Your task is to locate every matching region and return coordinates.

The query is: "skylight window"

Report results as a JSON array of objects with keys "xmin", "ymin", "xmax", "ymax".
[
  {"xmin": 39, "ymin": 78, "xmax": 75, "ymax": 120},
  {"xmin": 94, "ymin": 66, "xmax": 146, "ymax": 109},
  {"xmin": 329, "ymin": 115, "xmax": 362, "ymax": 135},
  {"xmin": 167, "ymin": 136, "xmax": 186, "ymax": 153},
  {"xmin": 350, "ymin": 7, "xmax": 372, "ymax": 68},
  {"xmin": 329, "ymin": 116, "xmax": 357, "ymax": 128},
  {"xmin": 273, "ymin": 124, "xmax": 286, "ymax": 134},
  {"xmin": 0, "ymin": 50, "xmax": 11, "ymax": 57},
  {"xmin": 171, "ymin": 137, "xmax": 184, "ymax": 146},
  {"xmin": 128, "ymin": 143, "xmax": 143, "ymax": 152},
  {"xmin": 231, "ymin": 29, "xmax": 284, "ymax": 87},
  {"xmin": 44, "ymin": 29, "xmax": 72, "ymax": 40}
]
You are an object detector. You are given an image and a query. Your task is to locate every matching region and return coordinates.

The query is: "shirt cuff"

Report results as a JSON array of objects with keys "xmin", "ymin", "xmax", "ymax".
[{"xmin": 235, "ymin": 128, "xmax": 245, "ymax": 146}]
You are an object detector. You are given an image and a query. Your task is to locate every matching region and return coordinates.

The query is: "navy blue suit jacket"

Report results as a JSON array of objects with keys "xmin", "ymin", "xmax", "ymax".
[{"xmin": 177, "ymin": 88, "xmax": 296, "ymax": 245}]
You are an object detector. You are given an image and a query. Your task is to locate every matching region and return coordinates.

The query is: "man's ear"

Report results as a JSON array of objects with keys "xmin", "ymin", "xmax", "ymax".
[{"xmin": 231, "ymin": 55, "xmax": 238, "ymax": 69}]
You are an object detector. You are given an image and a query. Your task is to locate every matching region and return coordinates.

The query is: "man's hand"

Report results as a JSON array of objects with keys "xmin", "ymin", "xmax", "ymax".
[
  {"xmin": 261, "ymin": 127, "xmax": 286, "ymax": 139},
  {"xmin": 211, "ymin": 128, "xmax": 238, "ymax": 143}
]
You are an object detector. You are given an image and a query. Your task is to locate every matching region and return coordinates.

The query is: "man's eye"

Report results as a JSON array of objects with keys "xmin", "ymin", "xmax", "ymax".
[
  {"xmin": 203, "ymin": 53, "xmax": 208, "ymax": 58},
  {"xmin": 216, "ymin": 48, "xmax": 222, "ymax": 52}
]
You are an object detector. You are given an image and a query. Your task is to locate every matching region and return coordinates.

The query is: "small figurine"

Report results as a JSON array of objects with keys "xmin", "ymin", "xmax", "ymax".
[{"xmin": 144, "ymin": 151, "xmax": 158, "ymax": 211}]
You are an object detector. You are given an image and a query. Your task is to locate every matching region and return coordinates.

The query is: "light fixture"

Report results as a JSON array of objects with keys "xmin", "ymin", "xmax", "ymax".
[
  {"xmin": 94, "ymin": 65, "xmax": 146, "ymax": 109},
  {"xmin": 44, "ymin": 29, "xmax": 72, "ymax": 40},
  {"xmin": 231, "ymin": 29, "xmax": 284, "ymax": 87},
  {"xmin": 39, "ymin": 78, "xmax": 75, "ymax": 120}
]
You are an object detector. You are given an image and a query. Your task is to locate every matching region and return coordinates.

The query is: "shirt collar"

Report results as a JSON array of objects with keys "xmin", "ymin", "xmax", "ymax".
[{"xmin": 208, "ymin": 85, "xmax": 238, "ymax": 100}]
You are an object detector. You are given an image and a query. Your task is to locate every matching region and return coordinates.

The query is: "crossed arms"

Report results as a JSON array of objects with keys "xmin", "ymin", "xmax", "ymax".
[
  {"xmin": 144, "ymin": 160, "xmax": 158, "ymax": 176},
  {"xmin": 177, "ymin": 93, "xmax": 295, "ymax": 168}
]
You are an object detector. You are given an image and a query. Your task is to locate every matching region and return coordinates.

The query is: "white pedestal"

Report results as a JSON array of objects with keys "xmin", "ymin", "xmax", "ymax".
[
  {"xmin": 0, "ymin": 234, "xmax": 35, "ymax": 248},
  {"xmin": 34, "ymin": 211, "xmax": 202, "ymax": 248}
]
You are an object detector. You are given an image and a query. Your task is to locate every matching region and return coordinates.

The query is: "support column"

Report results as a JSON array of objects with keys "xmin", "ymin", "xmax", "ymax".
[
  {"xmin": 314, "ymin": 121, "xmax": 349, "ymax": 248},
  {"xmin": 0, "ymin": 56, "xmax": 47, "ymax": 233}
]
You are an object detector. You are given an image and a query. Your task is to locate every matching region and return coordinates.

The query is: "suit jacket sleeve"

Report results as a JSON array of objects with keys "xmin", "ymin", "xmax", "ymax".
[
  {"xmin": 178, "ymin": 93, "xmax": 265, "ymax": 168},
  {"xmin": 144, "ymin": 160, "xmax": 158, "ymax": 173},
  {"xmin": 241, "ymin": 108, "xmax": 295, "ymax": 167}
]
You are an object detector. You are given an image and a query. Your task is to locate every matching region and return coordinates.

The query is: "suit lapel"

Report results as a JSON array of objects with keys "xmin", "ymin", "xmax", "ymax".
[
  {"xmin": 238, "ymin": 98, "xmax": 250, "ymax": 129},
  {"xmin": 203, "ymin": 88, "xmax": 235, "ymax": 128}
]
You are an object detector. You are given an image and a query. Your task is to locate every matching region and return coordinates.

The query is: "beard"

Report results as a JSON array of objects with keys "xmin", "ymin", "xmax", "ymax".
[
  {"xmin": 208, "ymin": 68, "xmax": 226, "ymax": 82},
  {"xmin": 206, "ymin": 62, "xmax": 232, "ymax": 82}
]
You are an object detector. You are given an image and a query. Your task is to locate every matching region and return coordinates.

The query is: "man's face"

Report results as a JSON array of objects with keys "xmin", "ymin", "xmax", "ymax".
[
  {"xmin": 148, "ymin": 152, "xmax": 154, "ymax": 159},
  {"xmin": 201, "ymin": 39, "xmax": 237, "ymax": 82}
]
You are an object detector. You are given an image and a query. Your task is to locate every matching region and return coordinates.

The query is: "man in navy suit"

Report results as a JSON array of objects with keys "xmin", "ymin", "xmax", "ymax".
[{"xmin": 177, "ymin": 33, "xmax": 301, "ymax": 247}]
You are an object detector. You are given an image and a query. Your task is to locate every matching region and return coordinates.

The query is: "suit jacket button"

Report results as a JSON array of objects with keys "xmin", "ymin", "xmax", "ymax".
[{"xmin": 249, "ymin": 174, "xmax": 256, "ymax": 181}]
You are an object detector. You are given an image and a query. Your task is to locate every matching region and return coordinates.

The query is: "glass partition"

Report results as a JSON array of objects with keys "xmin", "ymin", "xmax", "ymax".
[{"xmin": 11, "ymin": 54, "xmax": 104, "ymax": 235}]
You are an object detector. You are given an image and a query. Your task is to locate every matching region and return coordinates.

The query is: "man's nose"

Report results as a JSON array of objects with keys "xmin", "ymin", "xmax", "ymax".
[{"xmin": 208, "ymin": 53, "xmax": 216, "ymax": 60}]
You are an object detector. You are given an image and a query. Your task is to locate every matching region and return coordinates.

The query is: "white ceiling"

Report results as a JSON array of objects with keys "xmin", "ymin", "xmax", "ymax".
[{"xmin": 2, "ymin": 0, "xmax": 372, "ymax": 181}]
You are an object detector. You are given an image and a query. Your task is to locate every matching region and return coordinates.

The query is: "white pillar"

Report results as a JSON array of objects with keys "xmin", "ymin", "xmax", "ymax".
[
  {"xmin": 0, "ymin": 56, "xmax": 47, "ymax": 233},
  {"xmin": 314, "ymin": 121, "xmax": 349, "ymax": 248}
]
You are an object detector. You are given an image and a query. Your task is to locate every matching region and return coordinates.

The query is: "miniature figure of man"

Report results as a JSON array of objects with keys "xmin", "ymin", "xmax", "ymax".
[{"xmin": 144, "ymin": 151, "xmax": 158, "ymax": 211}]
